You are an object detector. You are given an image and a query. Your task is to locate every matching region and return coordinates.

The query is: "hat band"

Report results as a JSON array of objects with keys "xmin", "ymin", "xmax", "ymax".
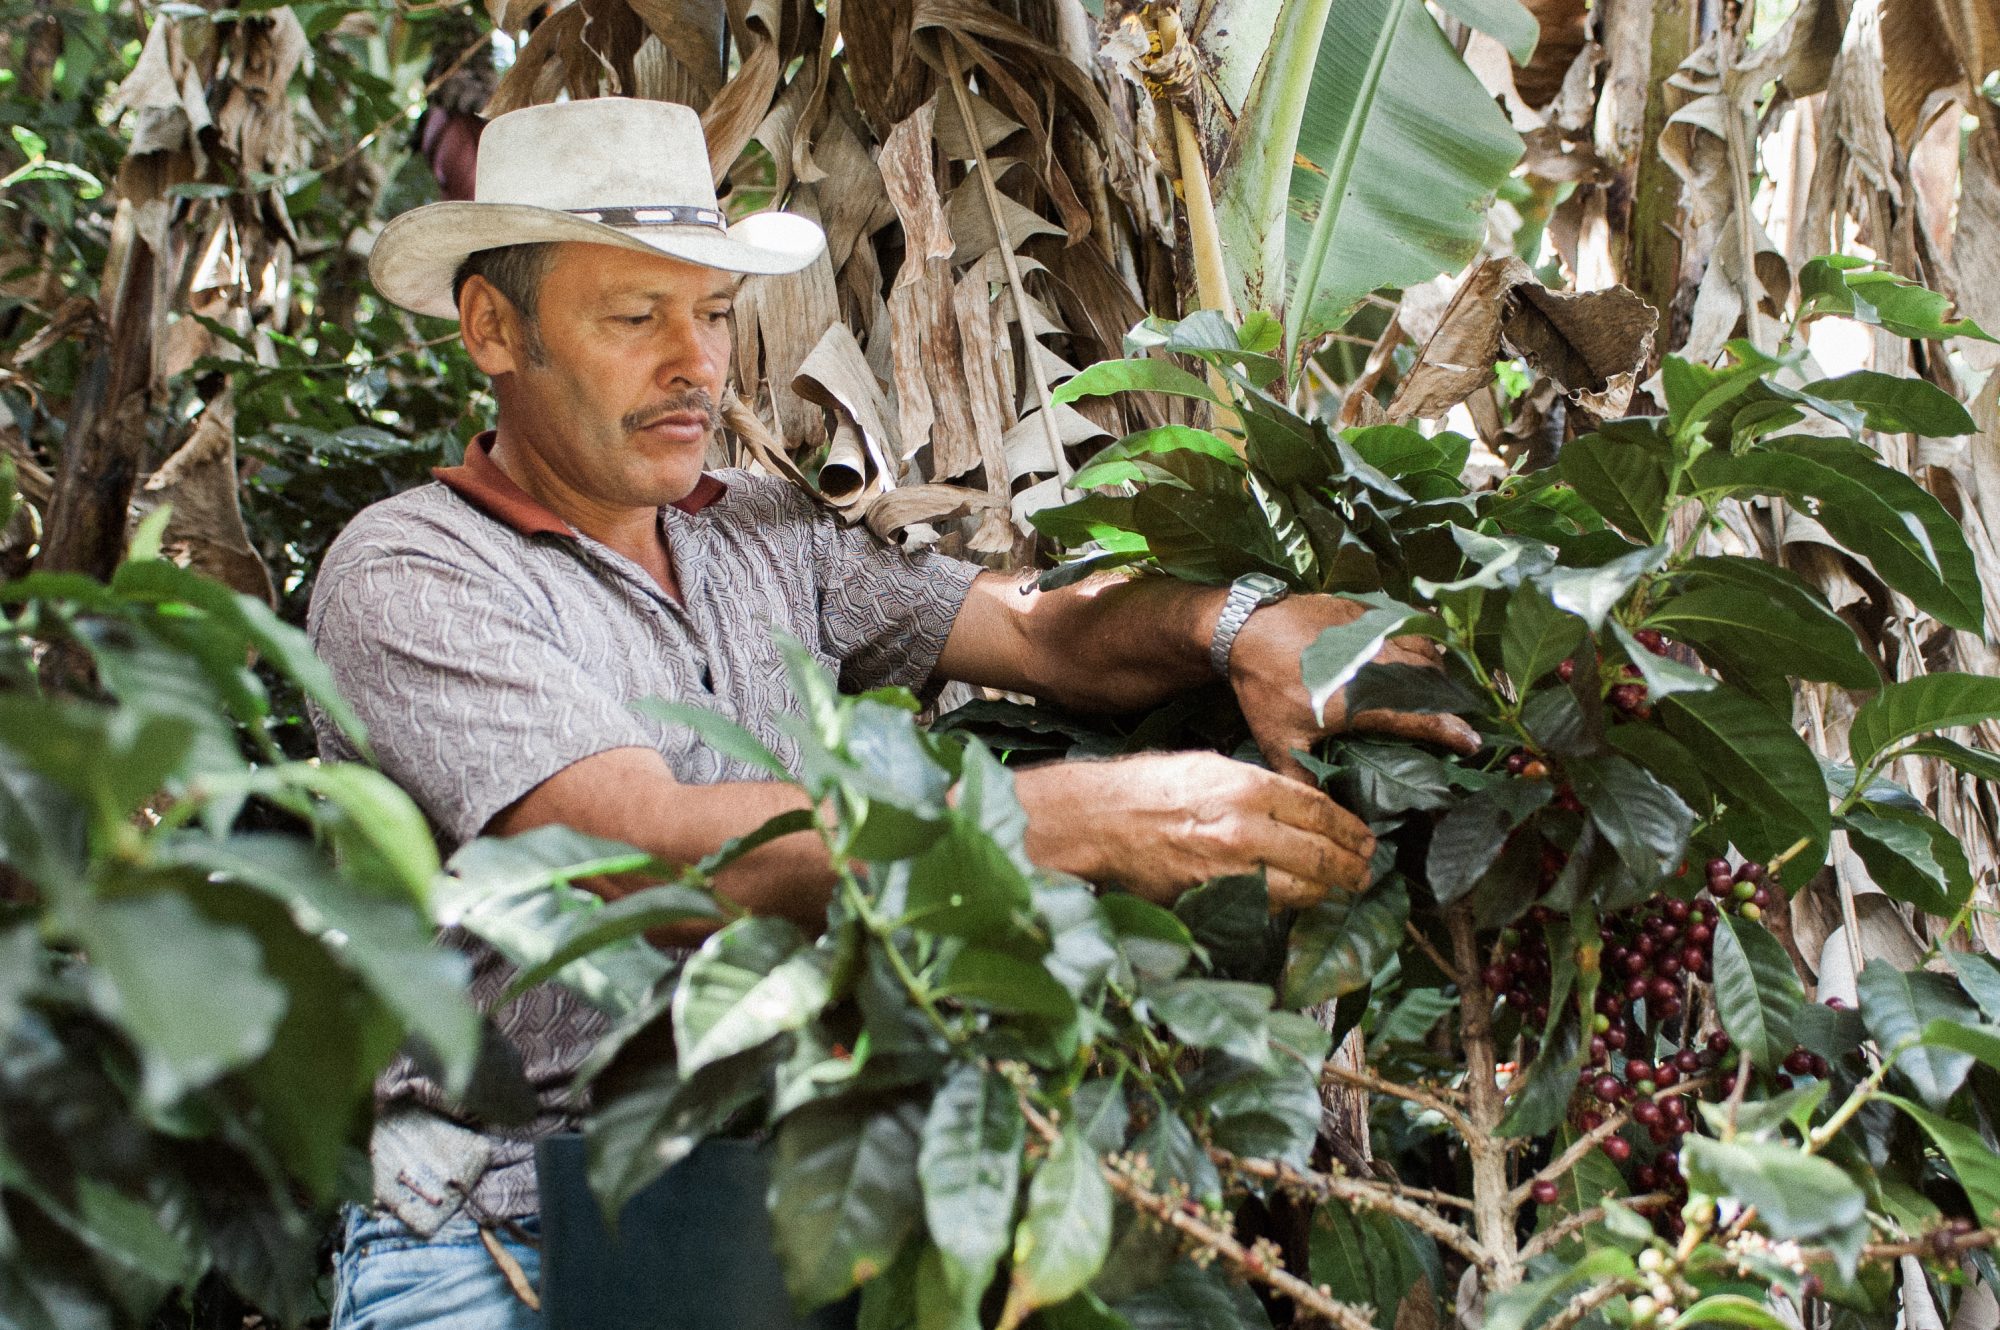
[{"xmin": 565, "ymin": 204, "xmax": 727, "ymax": 231}]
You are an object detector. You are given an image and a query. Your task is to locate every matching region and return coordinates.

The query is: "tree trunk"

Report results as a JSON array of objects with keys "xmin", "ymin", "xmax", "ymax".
[{"xmin": 37, "ymin": 207, "xmax": 156, "ymax": 580}]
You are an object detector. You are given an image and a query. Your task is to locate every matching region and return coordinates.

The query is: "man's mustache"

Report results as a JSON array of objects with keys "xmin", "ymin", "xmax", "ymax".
[{"xmin": 623, "ymin": 389, "xmax": 719, "ymax": 434}]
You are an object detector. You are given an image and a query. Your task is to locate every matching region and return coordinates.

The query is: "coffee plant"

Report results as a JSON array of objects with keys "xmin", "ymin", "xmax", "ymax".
[
  {"xmin": 0, "ymin": 481, "xmax": 486, "ymax": 1328},
  {"xmin": 459, "ymin": 265, "xmax": 2000, "ymax": 1330}
]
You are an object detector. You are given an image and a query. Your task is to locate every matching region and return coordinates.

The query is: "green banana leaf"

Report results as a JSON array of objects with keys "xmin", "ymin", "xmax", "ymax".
[{"xmin": 1206, "ymin": 0, "xmax": 1526, "ymax": 354}]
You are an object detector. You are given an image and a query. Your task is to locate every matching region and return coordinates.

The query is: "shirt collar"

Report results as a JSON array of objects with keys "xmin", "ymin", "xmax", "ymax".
[{"xmin": 432, "ymin": 432, "xmax": 729, "ymax": 537}]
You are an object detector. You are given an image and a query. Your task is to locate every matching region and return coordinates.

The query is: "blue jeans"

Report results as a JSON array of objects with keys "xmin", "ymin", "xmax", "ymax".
[{"xmin": 331, "ymin": 1207, "xmax": 542, "ymax": 1330}]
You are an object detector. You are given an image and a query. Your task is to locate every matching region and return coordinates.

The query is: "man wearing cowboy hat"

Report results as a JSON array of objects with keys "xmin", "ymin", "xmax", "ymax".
[{"xmin": 310, "ymin": 97, "xmax": 1473, "ymax": 1326}]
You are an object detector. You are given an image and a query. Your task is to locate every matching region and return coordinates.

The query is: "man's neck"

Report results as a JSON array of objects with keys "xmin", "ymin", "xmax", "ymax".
[{"xmin": 488, "ymin": 430, "xmax": 679, "ymax": 596}]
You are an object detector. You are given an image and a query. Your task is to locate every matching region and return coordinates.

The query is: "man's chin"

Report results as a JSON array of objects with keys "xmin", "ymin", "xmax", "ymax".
[{"xmin": 627, "ymin": 449, "xmax": 710, "ymax": 507}]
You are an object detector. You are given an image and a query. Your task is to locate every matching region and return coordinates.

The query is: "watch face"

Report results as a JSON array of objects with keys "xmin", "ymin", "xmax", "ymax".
[{"xmin": 1241, "ymin": 572, "xmax": 1289, "ymax": 603}]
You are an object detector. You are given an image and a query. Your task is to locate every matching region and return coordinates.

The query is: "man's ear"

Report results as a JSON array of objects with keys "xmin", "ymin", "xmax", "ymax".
[{"xmin": 458, "ymin": 276, "xmax": 527, "ymax": 376}]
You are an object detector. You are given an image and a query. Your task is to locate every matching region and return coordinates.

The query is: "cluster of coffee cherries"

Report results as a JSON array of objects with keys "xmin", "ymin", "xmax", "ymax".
[
  {"xmin": 1702, "ymin": 855, "xmax": 1777, "ymax": 924},
  {"xmin": 1555, "ymin": 627, "xmax": 1676, "ymax": 719},
  {"xmin": 1487, "ymin": 861, "xmax": 1798, "ymax": 1240}
]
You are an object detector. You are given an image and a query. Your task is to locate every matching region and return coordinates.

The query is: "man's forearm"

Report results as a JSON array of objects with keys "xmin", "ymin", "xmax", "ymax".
[
  {"xmin": 485, "ymin": 746, "xmax": 835, "ymax": 935},
  {"xmin": 939, "ymin": 571, "xmax": 1230, "ymax": 712}
]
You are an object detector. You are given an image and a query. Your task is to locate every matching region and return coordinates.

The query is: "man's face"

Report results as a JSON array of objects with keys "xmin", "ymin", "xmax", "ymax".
[{"xmin": 490, "ymin": 241, "xmax": 736, "ymax": 509}]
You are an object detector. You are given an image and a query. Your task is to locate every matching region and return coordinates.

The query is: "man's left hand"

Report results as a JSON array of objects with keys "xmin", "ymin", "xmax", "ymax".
[{"xmin": 1228, "ymin": 595, "xmax": 1481, "ymax": 782}]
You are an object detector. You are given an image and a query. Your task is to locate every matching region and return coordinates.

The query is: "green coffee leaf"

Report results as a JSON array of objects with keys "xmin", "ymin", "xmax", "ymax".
[
  {"xmin": 1849, "ymin": 673, "xmax": 2000, "ymax": 772},
  {"xmin": 1856, "ymin": 961, "xmax": 1978, "ymax": 1108},
  {"xmin": 1309, "ymin": 1203, "xmax": 1441, "ymax": 1325},
  {"xmin": 157, "ymin": 833, "xmax": 482, "ymax": 1096},
  {"xmin": 73, "ymin": 893, "xmax": 287, "ymax": 1107},
  {"xmin": 1501, "ymin": 583, "xmax": 1585, "ymax": 690},
  {"xmin": 1299, "ymin": 596, "xmax": 1441, "ymax": 723},
  {"xmin": 1878, "ymin": 1095, "xmax": 2000, "ymax": 1229},
  {"xmin": 1534, "ymin": 542, "xmax": 1668, "ymax": 630},
  {"xmin": 1071, "ymin": 426, "xmax": 1244, "ymax": 490},
  {"xmin": 1690, "ymin": 442, "xmax": 1983, "ymax": 633},
  {"xmin": 1608, "ymin": 623, "xmax": 1715, "ymax": 700},
  {"xmin": 1051, "ymin": 357, "xmax": 1222, "ymax": 406},
  {"xmin": 1796, "ymin": 257, "xmax": 1997, "ymax": 343},
  {"xmin": 770, "ymin": 1097, "xmax": 926, "ymax": 1308},
  {"xmin": 1283, "ymin": 877, "xmax": 1410, "ymax": 1006},
  {"xmin": 1145, "ymin": 978, "xmax": 1273, "ymax": 1061},
  {"xmin": 1646, "ymin": 583, "xmax": 1877, "ymax": 691},
  {"xmin": 1660, "ymin": 687, "xmax": 1828, "ymax": 866},
  {"xmin": 1711, "ymin": 910, "xmax": 1803, "ymax": 1069},
  {"xmin": 1171, "ymin": 873, "xmax": 1275, "ymax": 979},
  {"xmin": 1841, "ymin": 807, "xmax": 1974, "ymax": 916},
  {"xmin": 637, "ymin": 698, "xmax": 791, "ymax": 781},
  {"xmin": 1426, "ymin": 779, "xmax": 1553, "ymax": 905},
  {"xmin": 1568, "ymin": 754, "xmax": 1697, "ymax": 887},
  {"xmin": 1797, "ymin": 371, "xmax": 1977, "ymax": 437},
  {"xmin": 1947, "ymin": 952, "xmax": 2000, "ymax": 1021},
  {"xmin": 1900, "ymin": 736, "xmax": 2000, "ymax": 784},
  {"xmin": 1680, "ymin": 1136, "xmax": 1865, "ymax": 1240},
  {"xmin": 1557, "ymin": 428, "xmax": 1671, "ymax": 543},
  {"xmin": 1677, "ymin": 1295, "xmax": 1798, "ymax": 1330},
  {"xmin": 1100, "ymin": 894, "xmax": 1194, "ymax": 983},
  {"xmin": 1007, "ymin": 1124, "xmax": 1113, "ymax": 1318},
  {"xmin": 919, "ymin": 1063, "xmax": 1025, "ymax": 1301},
  {"xmin": 938, "ymin": 947, "xmax": 1076, "ymax": 1022},
  {"xmin": 672, "ymin": 917, "xmax": 829, "ymax": 1076}
]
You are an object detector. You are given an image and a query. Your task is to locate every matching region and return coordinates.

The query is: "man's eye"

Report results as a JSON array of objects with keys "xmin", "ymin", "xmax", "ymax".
[{"xmin": 617, "ymin": 314, "xmax": 652, "ymax": 326}]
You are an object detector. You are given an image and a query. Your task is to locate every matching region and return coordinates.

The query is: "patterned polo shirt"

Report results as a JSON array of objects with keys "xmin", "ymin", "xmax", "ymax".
[{"xmin": 308, "ymin": 436, "xmax": 981, "ymax": 1218}]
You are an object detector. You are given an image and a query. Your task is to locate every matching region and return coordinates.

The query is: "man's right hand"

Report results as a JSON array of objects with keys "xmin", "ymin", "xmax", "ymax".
[{"xmin": 1014, "ymin": 751, "xmax": 1377, "ymax": 912}]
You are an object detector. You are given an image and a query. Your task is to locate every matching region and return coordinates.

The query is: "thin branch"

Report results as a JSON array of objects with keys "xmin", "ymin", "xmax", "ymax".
[
  {"xmin": 1019, "ymin": 1100, "xmax": 1375, "ymax": 1330},
  {"xmin": 1511, "ymin": 1077, "xmax": 1713, "ymax": 1210},
  {"xmin": 1850, "ymin": 1228, "xmax": 1998, "ymax": 1263},
  {"xmin": 1405, "ymin": 920, "xmax": 1461, "ymax": 986},
  {"xmin": 1806, "ymin": 1050, "xmax": 1896, "ymax": 1154},
  {"xmin": 1321, "ymin": 1062, "xmax": 1474, "ymax": 1137},
  {"xmin": 1511, "ymin": 1106, "xmax": 1634, "ymax": 1210},
  {"xmin": 317, "ymin": 40, "xmax": 485, "ymax": 180},
  {"xmin": 1222, "ymin": 1153, "xmax": 1491, "ymax": 1271},
  {"xmin": 1542, "ymin": 1274, "xmax": 1637, "ymax": 1330},
  {"xmin": 1519, "ymin": 1193, "xmax": 1672, "ymax": 1263}
]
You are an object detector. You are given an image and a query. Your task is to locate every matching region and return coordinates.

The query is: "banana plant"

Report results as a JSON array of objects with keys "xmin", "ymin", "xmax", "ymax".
[{"xmin": 1174, "ymin": 0, "xmax": 1534, "ymax": 365}]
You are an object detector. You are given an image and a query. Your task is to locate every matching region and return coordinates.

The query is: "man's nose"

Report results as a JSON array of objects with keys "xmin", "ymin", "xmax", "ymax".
[{"xmin": 653, "ymin": 311, "xmax": 721, "ymax": 385}]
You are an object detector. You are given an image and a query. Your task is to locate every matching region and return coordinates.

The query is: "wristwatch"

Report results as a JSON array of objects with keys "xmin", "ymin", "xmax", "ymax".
[{"xmin": 1209, "ymin": 572, "xmax": 1290, "ymax": 677}]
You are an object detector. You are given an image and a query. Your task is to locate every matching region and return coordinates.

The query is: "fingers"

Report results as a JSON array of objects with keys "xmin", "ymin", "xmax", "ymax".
[
  {"xmin": 1348, "ymin": 706, "xmax": 1483, "ymax": 755},
  {"xmin": 1266, "ymin": 867, "xmax": 1335, "ymax": 912},
  {"xmin": 1248, "ymin": 816, "xmax": 1372, "ymax": 898},
  {"xmin": 1255, "ymin": 770, "xmax": 1374, "ymax": 856}
]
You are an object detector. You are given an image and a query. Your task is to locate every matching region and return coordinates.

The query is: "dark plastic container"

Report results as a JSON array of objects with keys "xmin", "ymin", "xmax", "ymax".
[{"xmin": 535, "ymin": 1134, "xmax": 859, "ymax": 1330}]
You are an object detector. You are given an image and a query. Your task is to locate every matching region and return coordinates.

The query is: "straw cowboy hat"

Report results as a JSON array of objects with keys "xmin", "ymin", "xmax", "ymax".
[{"xmin": 369, "ymin": 98, "xmax": 825, "ymax": 320}]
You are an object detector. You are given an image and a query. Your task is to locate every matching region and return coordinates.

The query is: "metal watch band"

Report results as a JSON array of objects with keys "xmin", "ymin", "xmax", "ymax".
[{"xmin": 1208, "ymin": 573, "xmax": 1289, "ymax": 677}]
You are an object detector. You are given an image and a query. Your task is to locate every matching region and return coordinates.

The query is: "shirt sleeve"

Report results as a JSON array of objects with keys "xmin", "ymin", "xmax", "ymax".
[
  {"xmin": 810, "ymin": 505, "xmax": 982, "ymax": 697},
  {"xmin": 308, "ymin": 544, "xmax": 660, "ymax": 847}
]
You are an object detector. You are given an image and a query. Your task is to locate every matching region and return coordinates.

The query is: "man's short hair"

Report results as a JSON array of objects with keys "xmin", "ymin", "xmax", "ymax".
[{"xmin": 451, "ymin": 243, "xmax": 556, "ymax": 365}]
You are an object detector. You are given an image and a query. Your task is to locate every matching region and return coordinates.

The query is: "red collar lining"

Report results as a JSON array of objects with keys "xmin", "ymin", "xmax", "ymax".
[{"xmin": 432, "ymin": 433, "xmax": 729, "ymax": 537}]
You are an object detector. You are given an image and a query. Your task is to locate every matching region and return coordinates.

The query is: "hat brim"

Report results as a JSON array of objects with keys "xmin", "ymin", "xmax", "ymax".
[{"xmin": 368, "ymin": 202, "xmax": 827, "ymax": 320}]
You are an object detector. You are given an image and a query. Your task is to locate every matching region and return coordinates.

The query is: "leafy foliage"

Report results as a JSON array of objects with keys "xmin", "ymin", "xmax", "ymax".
[{"xmin": 0, "ymin": 540, "xmax": 481, "ymax": 1327}]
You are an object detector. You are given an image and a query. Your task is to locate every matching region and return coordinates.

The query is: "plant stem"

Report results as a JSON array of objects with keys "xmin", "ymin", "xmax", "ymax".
[
  {"xmin": 1223, "ymin": 1153, "xmax": 1491, "ymax": 1269},
  {"xmin": 1321, "ymin": 1062, "xmax": 1473, "ymax": 1136},
  {"xmin": 1512, "ymin": 1078, "xmax": 1712, "ymax": 1209},
  {"xmin": 1019, "ymin": 1098, "xmax": 1376, "ymax": 1330},
  {"xmin": 1406, "ymin": 920, "xmax": 1463, "ymax": 987},
  {"xmin": 1806, "ymin": 1050, "xmax": 1899, "ymax": 1154},
  {"xmin": 1519, "ymin": 1192, "xmax": 1673, "ymax": 1263},
  {"xmin": 1543, "ymin": 1275, "xmax": 1641, "ymax": 1330},
  {"xmin": 1450, "ymin": 904, "xmax": 1522, "ymax": 1290}
]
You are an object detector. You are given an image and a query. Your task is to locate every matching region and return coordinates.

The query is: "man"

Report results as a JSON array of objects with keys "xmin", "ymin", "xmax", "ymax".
[{"xmin": 312, "ymin": 97, "xmax": 1474, "ymax": 1328}]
